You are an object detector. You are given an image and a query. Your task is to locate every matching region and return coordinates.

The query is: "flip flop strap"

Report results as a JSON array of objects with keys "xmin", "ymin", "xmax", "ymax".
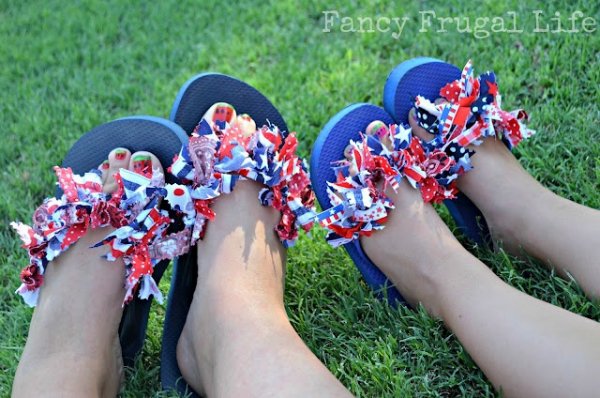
[
  {"xmin": 12, "ymin": 166, "xmax": 191, "ymax": 306},
  {"xmin": 315, "ymin": 124, "xmax": 458, "ymax": 247},
  {"xmin": 170, "ymin": 121, "xmax": 316, "ymax": 249},
  {"xmin": 413, "ymin": 60, "xmax": 535, "ymax": 186}
]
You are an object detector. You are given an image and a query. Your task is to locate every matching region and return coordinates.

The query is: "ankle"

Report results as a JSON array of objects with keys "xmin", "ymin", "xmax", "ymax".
[
  {"xmin": 184, "ymin": 263, "xmax": 288, "ymax": 357},
  {"xmin": 475, "ymin": 179, "xmax": 554, "ymax": 252},
  {"xmin": 394, "ymin": 242, "xmax": 472, "ymax": 318},
  {"xmin": 456, "ymin": 138, "xmax": 555, "ymax": 247}
]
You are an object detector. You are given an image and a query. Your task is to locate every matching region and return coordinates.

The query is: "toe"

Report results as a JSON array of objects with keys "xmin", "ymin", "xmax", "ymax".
[
  {"xmin": 365, "ymin": 120, "xmax": 393, "ymax": 151},
  {"xmin": 129, "ymin": 151, "xmax": 163, "ymax": 181},
  {"xmin": 234, "ymin": 114, "xmax": 256, "ymax": 137},
  {"xmin": 103, "ymin": 148, "xmax": 131, "ymax": 194},
  {"xmin": 365, "ymin": 120, "xmax": 388, "ymax": 138},
  {"xmin": 99, "ymin": 159, "xmax": 110, "ymax": 184},
  {"xmin": 203, "ymin": 102, "xmax": 237, "ymax": 130},
  {"xmin": 343, "ymin": 144, "xmax": 354, "ymax": 160}
]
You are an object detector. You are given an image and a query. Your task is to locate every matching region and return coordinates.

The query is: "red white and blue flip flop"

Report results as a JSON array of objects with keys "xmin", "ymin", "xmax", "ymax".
[
  {"xmin": 310, "ymin": 103, "xmax": 406, "ymax": 304},
  {"xmin": 12, "ymin": 116, "xmax": 189, "ymax": 366}
]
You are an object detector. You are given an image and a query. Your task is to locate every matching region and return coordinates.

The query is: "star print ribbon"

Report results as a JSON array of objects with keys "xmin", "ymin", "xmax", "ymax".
[{"xmin": 316, "ymin": 122, "xmax": 456, "ymax": 247}]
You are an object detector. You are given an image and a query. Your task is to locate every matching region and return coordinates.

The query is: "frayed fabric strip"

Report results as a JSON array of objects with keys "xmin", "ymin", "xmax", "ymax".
[
  {"xmin": 170, "ymin": 116, "xmax": 317, "ymax": 249},
  {"xmin": 315, "ymin": 123, "xmax": 458, "ymax": 247},
  {"xmin": 413, "ymin": 59, "xmax": 535, "ymax": 181},
  {"xmin": 12, "ymin": 166, "xmax": 191, "ymax": 306}
]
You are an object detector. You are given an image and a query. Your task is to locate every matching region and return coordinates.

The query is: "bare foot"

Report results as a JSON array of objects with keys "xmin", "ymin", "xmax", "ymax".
[
  {"xmin": 13, "ymin": 148, "xmax": 163, "ymax": 398},
  {"xmin": 338, "ymin": 120, "xmax": 473, "ymax": 317},
  {"xmin": 176, "ymin": 180, "xmax": 288, "ymax": 396},
  {"xmin": 176, "ymin": 104, "xmax": 351, "ymax": 397},
  {"xmin": 176, "ymin": 103, "xmax": 289, "ymax": 396},
  {"xmin": 176, "ymin": 179, "xmax": 352, "ymax": 398}
]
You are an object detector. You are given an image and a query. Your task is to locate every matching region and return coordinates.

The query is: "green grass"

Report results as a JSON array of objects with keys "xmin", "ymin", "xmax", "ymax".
[{"xmin": 1, "ymin": 0, "xmax": 598, "ymax": 396}]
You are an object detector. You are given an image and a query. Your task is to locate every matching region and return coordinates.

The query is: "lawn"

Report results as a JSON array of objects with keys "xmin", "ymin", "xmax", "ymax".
[{"xmin": 1, "ymin": 0, "xmax": 598, "ymax": 396}]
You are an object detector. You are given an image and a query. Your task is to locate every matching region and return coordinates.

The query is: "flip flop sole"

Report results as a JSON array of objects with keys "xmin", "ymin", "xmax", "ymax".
[
  {"xmin": 310, "ymin": 103, "xmax": 405, "ymax": 305},
  {"xmin": 170, "ymin": 72, "xmax": 288, "ymax": 134},
  {"xmin": 162, "ymin": 74, "xmax": 287, "ymax": 397},
  {"xmin": 60, "ymin": 116, "xmax": 188, "ymax": 366},
  {"xmin": 383, "ymin": 57, "xmax": 460, "ymax": 124},
  {"xmin": 383, "ymin": 58, "xmax": 490, "ymax": 246}
]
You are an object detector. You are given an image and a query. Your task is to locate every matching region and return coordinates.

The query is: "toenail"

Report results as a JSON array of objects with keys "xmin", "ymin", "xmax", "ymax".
[
  {"xmin": 114, "ymin": 149, "xmax": 128, "ymax": 161},
  {"xmin": 206, "ymin": 102, "xmax": 237, "ymax": 130},
  {"xmin": 366, "ymin": 120, "xmax": 388, "ymax": 138},
  {"xmin": 132, "ymin": 154, "xmax": 153, "ymax": 177},
  {"xmin": 236, "ymin": 114, "xmax": 256, "ymax": 137},
  {"xmin": 409, "ymin": 109, "xmax": 418, "ymax": 123}
]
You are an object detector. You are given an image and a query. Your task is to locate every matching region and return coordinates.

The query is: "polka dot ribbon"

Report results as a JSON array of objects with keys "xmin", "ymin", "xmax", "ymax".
[{"xmin": 412, "ymin": 59, "xmax": 535, "ymax": 185}]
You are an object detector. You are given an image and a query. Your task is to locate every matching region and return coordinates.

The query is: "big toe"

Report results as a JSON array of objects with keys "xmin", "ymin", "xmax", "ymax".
[
  {"xmin": 103, "ymin": 148, "xmax": 131, "ymax": 194},
  {"xmin": 129, "ymin": 151, "xmax": 164, "ymax": 182},
  {"xmin": 203, "ymin": 102, "xmax": 237, "ymax": 130}
]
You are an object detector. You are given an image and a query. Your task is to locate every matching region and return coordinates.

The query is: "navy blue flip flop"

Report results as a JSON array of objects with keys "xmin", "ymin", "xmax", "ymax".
[
  {"xmin": 169, "ymin": 73, "xmax": 287, "ymax": 135},
  {"xmin": 383, "ymin": 57, "xmax": 491, "ymax": 246},
  {"xmin": 161, "ymin": 73, "xmax": 288, "ymax": 397},
  {"xmin": 310, "ymin": 103, "xmax": 405, "ymax": 305},
  {"xmin": 60, "ymin": 116, "xmax": 188, "ymax": 366}
]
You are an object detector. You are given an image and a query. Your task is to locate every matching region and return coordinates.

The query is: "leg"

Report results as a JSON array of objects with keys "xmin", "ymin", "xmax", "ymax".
[
  {"xmin": 176, "ymin": 181, "xmax": 352, "ymax": 398},
  {"xmin": 457, "ymin": 138, "xmax": 600, "ymax": 298},
  {"xmin": 12, "ymin": 149, "xmax": 162, "ymax": 398},
  {"xmin": 409, "ymin": 111, "xmax": 600, "ymax": 298},
  {"xmin": 361, "ymin": 182, "xmax": 600, "ymax": 398}
]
